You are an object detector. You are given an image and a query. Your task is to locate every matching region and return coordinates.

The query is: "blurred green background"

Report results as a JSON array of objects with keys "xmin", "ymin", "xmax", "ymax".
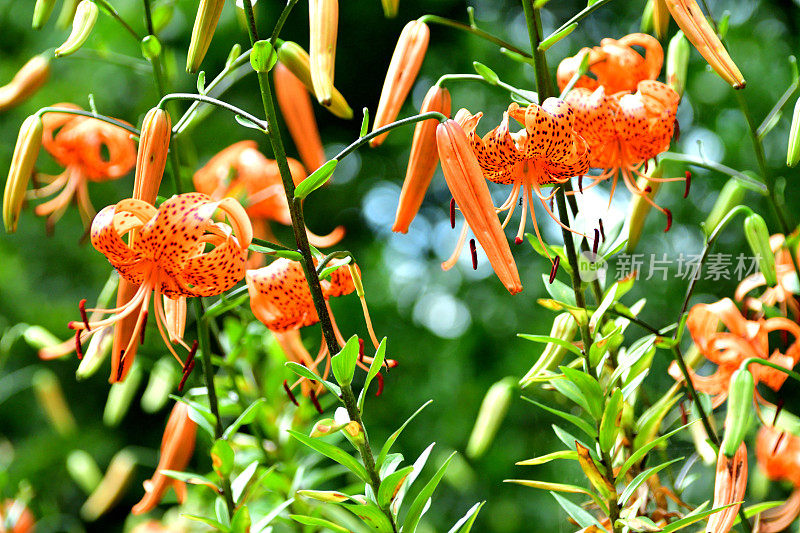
[{"xmin": 1, "ymin": 0, "xmax": 799, "ymax": 531}]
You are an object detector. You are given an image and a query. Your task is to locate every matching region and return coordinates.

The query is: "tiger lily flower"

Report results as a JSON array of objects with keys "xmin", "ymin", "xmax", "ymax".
[
  {"xmin": 565, "ymin": 81, "xmax": 682, "ymax": 230},
  {"xmin": 708, "ymin": 442, "xmax": 748, "ymax": 533},
  {"xmin": 755, "ymin": 425, "xmax": 800, "ymax": 532},
  {"xmin": 735, "ymin": 233, "xmax": 799, "ymax": 319},
  {"xmin": 370, "ymin": 19, "xmax": 430, "ymax": 147},
  {"xmin": 28, "ymin": 103, "xmax": 135, "ymax": 229},
  {"xmin": 392, "ymin": 84, "xmax": 451, "ymax": 233},
  {"xmin": 664, "ymin": 0, "xmax": 745, "ymax": 89},
  {"xmin": 193, "ymin": 141, "xmax": 344, "ymax": 261},
  {"xmin": 0, "ymin": 54, "xmax": 50, "ymax": 111},
  {"xmin": 71, "ymin": 193, "xmax": 252, "ymax": 381},
  {"xmin": 274, "ymin": 62, "xmax": 327, "ymax": 173},
  {"xmin": 132, "ymin": 402, "xmax": 197, "ymax": 515},
  {"xmin": 557, "ymin": 33, "xmax": 663, "ymax": 95},
  {"xmin": 246, "ymin": 258, "xmax": 392, "ymax": 399},
  {"xmin": 447, "ymin": 98, "xmax": 589, "ymax": 280},
  {"xmin": 668, "ymin": 298, "xmax": 800, "ymax": 408}
]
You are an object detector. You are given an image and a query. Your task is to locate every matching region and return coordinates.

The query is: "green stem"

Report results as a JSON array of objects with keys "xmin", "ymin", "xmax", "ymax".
[
  {"xmin": 159, "ymin": 93, "xmax": 270, "ymax": 131},
  {"xmin": 269, "ymin": 0, "xmax": 300, "ymax": 44},
  {"xmin": 742, "ymin": 357, "xmax": 800, "ymax": 385},
  {"xmin": 35, "ymin": 107, "xmax": 140, "ymax": 135},
  {"xmin": 333, "ymin": 112, "xmax": 447, "ymax": 162},
  {"xmin": 142, "ymin": 0, "xmax": 155, "ymax": 35},
  {"xmin": 657, "ymin": 152, "xmax": 766, "ymax": 194},
  {"xmin": 341, "ymin": 384, "xmax": 384, "ymax": 504},
  {"xmin": 543, "ymin": 0, "xmax": 615, "ymax": 44},
  {"xmin": 417, "ymin": 14, "xmax": 531, "ymax": 58},
  {"xmin": 94, "ymin": 0, "xmax": 141, "ymax": 40},
  {"xmin": 436, "ymin": 73, "xmax": 538, "ymax": 104}
]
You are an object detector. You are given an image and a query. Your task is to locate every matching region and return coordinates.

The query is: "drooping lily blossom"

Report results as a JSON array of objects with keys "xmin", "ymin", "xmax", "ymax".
[
  {"xmin": 274, "ymin": 62, "xmax": 327, "ymax": 173},
  {"xmin": 668, "ymin": 298, "xmax": 800, "ymax": 408},
  {"xmin": 28, "ymin": 103, "xmax": 136, "ymax": 228},
  {"xmin": 132, "ymin": 402, "xmax": 197, "ymax": 515},
  {"xmin": 556, "ymin": 33, "xmax": 663, "ymax": 95},
  {"xmin": 736, "ymin": 233, "xmax": 800, "ymax": 319},
  {"xmin": 565, "ymin": 80, "xmax": 682, "ymax": 229},
  {"xmin": 193, "ymin": 141, "xmax": 344, "ymax": 259},
  {"xmin": 707, "ymin": 442, "xmax": 748, "ymax": 533},
  {"xmin": 71, "ymin": 192, "xmax": 252, "ymax": 381},
  {"xmin": 246, "ymin": 258, "xmax": 392, "ymax": 399},
  {"xmin": 449, "ymin": 98, "xmax": 590, "ymax": 273},
  {"xmin": 755, "ymin": 425, "xmax": 800, "ymax": 532}
]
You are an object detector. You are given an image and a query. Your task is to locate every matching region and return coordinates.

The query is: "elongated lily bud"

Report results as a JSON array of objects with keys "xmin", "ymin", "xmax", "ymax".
[
  {"xmin": 308, "ymin": 0, "xmax": 339, "ymax": 106},
  {"xmin": 76, "ymin": 326, "xmax": 112, "ymax": 379},
  {"xmin": 652, "ymin": 0, "xmax": 670, "ymax": 39},
  {"xmin": 704, "ymin": 178, "xmax": 745, "ymax": 236},
  {"xmin": 33, "ymin": 368, "xmax": 78, "ymax": 437},
  {"xmin": 104, "ymin": 363, "xmax": 143, "ymax": 427},
  {"xmin": 392, "ymin": 85, "xmax": 451, "ymax": 233},
  {"xmin": 626, "ymin": 168, "xmax": 663, "ymax": 253},
  {"xmin": 80, "ymin": 449, "xmax": 137, "ymax": 522},
  {"xmin": 381, "ymin": 0, "xmax": 399, "ymax": 18},
  {"xmin": 744, "ymin": 213, "xmax": 777, "ymax": 286},
  {"xmin": 3, "ymin": 114, "xmax": 43, "ymax": 233},
  {"xmin": 520, "ymin": 312, "xmax": 577, "ymax": 387},
  {"xmin": 297, "ymin": 490, "xmax": 350, "ymax": 503},
  {"xmin": 370, "ymin": 20, "xmax": 430, "ymax": 147},
  {"xmin": 54, "ymin": 0, "xmax": 98, "ymax": 58},
  {"xmin": 436, "ymin": 120, "xmax": 522, "ymax": 294},
  {"xmin": 664, "ymin": 0, "xmax": 745, "ymax": 89},
  {"xmin": 466, "ymin": 377, "xmax": 516, "ymax": 460},
  {"xmin": 720, "ymin": 368, "xmax": 754, "ymax": 457},
  {"xmin": 788, "ymin": 97, "xmax": 800, "ymax": 167},
  {"xmin": 32, "ymin": 0, "xmax": 57, "ymax": 29},
  {"xmin": 135, "ymin": 107, "xmax": 171, "ymax": 205},
  {"xmin": 56, "ymin": 0, "xmax": 81, "ymax": 29},
  {"xmin": 0, "ymin": 55, "xmax": 50, "ymax": 112},
  {"xmin": 667, "ymin": 31, "xmax": 690, "ymax": 97},
  {"xmin": 66, "ymin": 450, "xmax": 103, "ymax": 494},
  {"xmin": 141, "ymin": 357, "xmax": 180, "ymax": 413},
  {"xmin": 187, "ymin": 0, "xmax": 225, "ymax": 73},
  {"xmin": 277, "ymin": 41, "xmax": 352, "ymax": 119},
  {"xmin": 274, "ymin": 62, "xmax": 326, "ymax": 173},
  {"xmin": 708, "ymin": 442, "xmax": 748, "ymax": 533}
]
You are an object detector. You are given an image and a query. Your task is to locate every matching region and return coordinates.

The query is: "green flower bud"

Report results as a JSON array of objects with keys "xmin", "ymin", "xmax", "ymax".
[
  {"xmin": 140, "ymin": 357, "xmax": 179, "ymax": 413},
  {"xmin": 720, "ymin": 368, "xmax": 754, "ymax": 457},
  {"xmin": 80, "ymin": 449, "xmax": 136, "ymax": 522},
  {"xmin": 54, "ymin": 0, "xmax": 98, "ymax": 58},
  {"xmin": 788, "ymin": 96, "xmax": 800, "ymax": 167},
  {"xmin": 22, "ymin": 325, "xmax": 60, "ymax": 350},
  {"xmin": 466, "ymin": 377, "xmax": 516, "ymax": 460},
  {"xmin": 667, "ymin": 31, "xmax": 690, "ymax": 97},
  {"xmin": 32, "ymin": 0, "xmax": 57, "ymax": 29},
  {"xmin": 250, "ymin": 40, "xmax": 278, "ymax": 73},
  {"xmin": 704, "ymin": 178, "xmax": 746, "ymax": 236},
  {"xmin": 4, "ymin": 114, "xmax": 43, "ymax": 233},
  {"xmin": 744, "ymin": 213, "xmax": 777, "ymax": 286},
  {"xmin": 66, "ymin": 450, "xmax": 103, "ymax": 494},
  {"xmin": 33, "ymin": 368, "xmax": 77, "ymax": 437},
  {"xmin": 103, "ymin": 364, "xmax": 143, "ymax": 427},
  {"xmin": 186, "ymin": 0, "xmax": 225, "ymax": 73},
  {"xmin": 519, "ymin": 312, "xmax": 577, "ymax": 387},
  {"xmin": 140, "ymin": 35, "xmax": 162, "ymax": 61},
  {"xmin": 297, "ymin": 490, "xmax": 350, "ymax": 503},
  {"xmin": 75, "ymin": 327, "xmax": 112, "ymax": 380},
  {"xmin": 56, "ymin": 0, "xmax": 80, "ymax": 29}
]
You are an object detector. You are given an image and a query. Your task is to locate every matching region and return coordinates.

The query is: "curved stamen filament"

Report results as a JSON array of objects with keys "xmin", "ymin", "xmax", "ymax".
[
  {"xmin": 153, "ymin": 287, "xmax": 187, "ymax": 366},
  {"xmin": 442, "ymin": 221, "xmax": 469, "ymax": 271},
  {"xmin": 515, "ymin": 184, "xmax": 530, "ymax": 244},
  {"xmin": 28, "ymin": 172, "xmax": 69, "ymax": 199}
]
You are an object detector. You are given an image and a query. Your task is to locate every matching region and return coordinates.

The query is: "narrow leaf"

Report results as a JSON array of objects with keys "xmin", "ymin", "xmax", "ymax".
[
  {"xmin": 295, "ymin": 159, "xmax": 338, "ymax": 199},
  {"xmin": 376, "ymin": 400, "xmax": 433, "ymax": 468},
  {"xmin": 288, "ymin": 430, "xmax": 369, "ymax": 482},
  {"xmin": 403, "ymin": 452, "xmax": 456, "ymax": 533}
]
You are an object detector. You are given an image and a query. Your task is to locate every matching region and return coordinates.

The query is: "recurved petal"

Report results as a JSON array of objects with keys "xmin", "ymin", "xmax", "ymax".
[
  {"xmin": 60, "ymin": 118, "xmax": 136, "ymax": 180},
  {"xmin": 618, "ymin": 33, "xmax": 664, "ymax": 82},
  {"xmin": 177, "ymin": 225, "xmax": 248, "ymax": 297},
  {"xmin": 565, "ymin": 87, "xmax": 616, "ymax": 146},
  {"xmin": 193, "ymin": 140, "xmax": 258, "ymax": 197},
  {"xmin": 708, "ymin": 442, "xmax": 748, "ymax": 533},
  {"xmin": 246, "ymin": 259, "xmax": 321, "ymax": 331},
  {"xmin": 90, "ymin": 201, "xmax": 153, "ymax": 270}
]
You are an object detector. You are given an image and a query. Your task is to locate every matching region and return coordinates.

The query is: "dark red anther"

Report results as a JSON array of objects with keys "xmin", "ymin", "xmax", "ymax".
[
  {"xmin": 116, "ymin": 350, "xmax": 125, "ymax": 381},
  {"xmin": 358, "ymin": 338, "xmax": 365, "ymax": 362},
  {"xmin": 449, "ymin": 198, "xmax": 456, "ymax": 229},
  {"xmin": 549, "ymin": 256, "xmax": 560, "ymax": 284},
  {"xmin": 184, "ymin": 340, "xmax": 198, "ymax": 371},
  {"xmin": 643, "ymin": 185, "xmax": 652, "ymax": 194},
  {"xmin": 309, "ymin": 390, "xmax": 323, "ymax": 413},
  {"xmin": 549, "ymin": 197, "xmax": 554, "ymax": 212},
  {"xmin": 664, "ymin": 209, "xmax": 672, "ymax": 232},
  {"xmin": 139, "ymin": 311, "xmax": 148, "ymax": 345},
  {"xmin": 78, "ymin": 299, "xmax": 91, "ymax": 331},
  {"xmin": 592, "ymin": 229, "xmax": 599, "ymax": 255},
  {"xmin": 599, "ymin": 219, "xmax": 605, "ymax": 241},
  {"xmin": 178, "ymin": 360, "xmax": 195, "ymax": 392},
  {"xmin": 74, "ymin": 330, "xmax": 83, "ymax": 360},
  {"xmin": 679, "ymin": 401, "xmax": 688, "ymax": 425},
  {"xmin": 643, "ymin": 160, "xmax": 649, "ymax": 173},
  {"xmin": 68, "ymin": 321, "xmax": 79, "ymax": 330},
  {"xmin": 469, "ymin": 239, "xmax": 477, "ymax": 270},
  {"xmin": 672, "ymin": 120, "xmax": 680, "ymax": 143},
  {"xmin": 514, "ymin": 236, "xmax": 523, "ymax": 245},
  {"xmin": 578, "ymin": 175, "xmax": 583, "ymax": 193},
  {"xmin": 375, "ymin": 372, "xmax": 385, "ymax": 396},
  {"xmin": 683, "ymin": 171, "xmax": 692, "ymax": 198},
  {"xmin": 774, "ymin": 431, "xmax": 787, "ymax": 454},
  {"xmin": 283, "ymin": 380, "xmax": 299, "ymax": 406},
  {"xmin": 773, "ymin": 399, "xmax": 785, "ymax": 426}
]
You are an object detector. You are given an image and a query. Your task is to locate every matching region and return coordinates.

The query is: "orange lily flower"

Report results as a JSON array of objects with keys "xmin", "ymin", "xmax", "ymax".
[
  {"xmin": 668, "ymin": 298, "xmax": 800, "ymax": 408},
  {"xmin": 132, "ymin": 402, "xmax": 197, "ymax": 515},
  {"xmin": 708, "ymin": 442, "xmax": 747, "ymax": 533},
  {"xmin": 448, "ymin": 98, "xmax": 590, "ymax": 274},
  {"xmin": 70, "ymin": 192, "xmax": 252, "ymax": 381},
  {"xmin": 193, "ymin": 141, "xmax": 344, "ymax": 258},
  {"xmin": 735, "ymin": 233, "xmax": 800, "ymax": 319},
  {"xmin": 274, "ymin": 62, "xmax": 327, "ymax": 173},
  {"xmin": 565, "ymin": 80, "xmax": 682, "ymax": 229},
  {"xmin": 246, "ymin": 258, "xmax": 391, "ymax": 399},
  {"xmin": 370, "ymin": 19, "xmax": 430, "ymax": 147},
  {"xmin": 392, "ymin": 84, "xmax": 451, "ymax": 234},
  {"xmin": 556, "ymin": 33, "xmax": 663, "ymax": 95},
  {"xmin": 29, "ymin": 103, "xmax": 135, "ymax": 229},
  {"xmin": 756, "ymin": 425, "xmax": 800, "ymax": 532}
]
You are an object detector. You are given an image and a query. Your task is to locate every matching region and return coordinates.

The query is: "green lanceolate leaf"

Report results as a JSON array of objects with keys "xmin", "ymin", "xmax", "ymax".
[
  {"xmin": 376, "ymin": 400, "xmax": 433, "ymax": 468},
  {"xmin": 447, "ymin": 501, "xmax": 485, "ymax": 533},
  {"xmin": 560, "ymin": 366, "xmax": 604, "ymax": 420},
  {"xmin": 617, "ymin": 420, "xmax": 697, "ymax": 479},
  {"xmin": 522, "ymin": 397, "xmax": 597, "ymax": 439},
  {"xmin": 331, "ymin": 335, "xmax": 359, "ymax": 387},
  {"xmin": 223, "ymin": 398, "xmax": 266, "ymax": 440},
  {"xmin": 551, "ymin": 492, "xmax": 605, "ymax": 529},
  {"xmin": 403, "ymin": 452, "xmax": 456, "ymax": 533},
  {"xmin": 294, "ymin": 159, "xmax": 338, "ymax": 199},
  {"xmin": 290, "ymin": 515, "xmax": 350, "ymax": 533},
  {"xmin": 377, "ymin": 465, "xmax": 414, "ymax": 509},
  {"xmin": 599, "ymin": 389, "xmax": 623, "ymax": 453},
  {"xmin": 287, "ymin": 430, "xmax": 369, "ymax": 482},
  {"xmin": 618, "ymin": 457, "xmax": 683, "ymax": 506}
]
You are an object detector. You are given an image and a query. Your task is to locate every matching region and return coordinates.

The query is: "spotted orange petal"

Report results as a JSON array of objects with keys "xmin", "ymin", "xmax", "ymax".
[{"xmin": 246, "ymin": 258, "xmax": 321, "ymax": 332}]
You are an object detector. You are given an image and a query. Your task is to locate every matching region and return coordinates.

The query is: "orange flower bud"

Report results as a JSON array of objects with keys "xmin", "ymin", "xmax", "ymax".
[
  {"xmin": 392, "ymin": 85, "xmax": 451, "ymax": 233},
  {"xmin": 309, "ymin": 0, "xmax": 339, "ymax": 106},
  {"xmin": 436, "ymin": 120, "xmax": 521, "ymax": 294},
  {"xmin": 370, "ymin": 20, "xmax": 430, "ymax": 147},
  {"xmin": 274, "ymin": 62, "xmax": 326, "ymax": 173},
  {"xmin": 186, "ymin": 0, "xmax": 225, "ymax": 74},
  {"xmin": 664, "ymin": 0, "xmax": 745, "ymax": 89},
  {"xmin": 3, "ymin": 114, "xmax": 43, "ymax": 233},
  {"xmin": 0, "ymin": 55, "xmax": 50, "ymax": 111},
  {"xmin": 135, "ymin": 107, "xmax": 171, "ymax": 205}
]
